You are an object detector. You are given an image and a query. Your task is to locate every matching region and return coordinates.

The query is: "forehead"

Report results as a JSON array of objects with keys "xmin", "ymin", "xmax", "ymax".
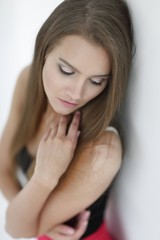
[{"xmin": 49, "ymin": 35, "xmax": 111, "ymax": 75}]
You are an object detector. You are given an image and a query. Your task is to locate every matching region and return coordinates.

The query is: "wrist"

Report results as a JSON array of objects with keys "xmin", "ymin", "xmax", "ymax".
[{"xmin": 31, "ymin": 173, "xmax": 58, "ymax": 192}]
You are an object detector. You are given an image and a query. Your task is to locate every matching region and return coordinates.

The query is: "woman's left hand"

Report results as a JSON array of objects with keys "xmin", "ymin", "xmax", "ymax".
[{"xmin": 44, "ymin": 210, "xmax": 90, "ymax": 240}]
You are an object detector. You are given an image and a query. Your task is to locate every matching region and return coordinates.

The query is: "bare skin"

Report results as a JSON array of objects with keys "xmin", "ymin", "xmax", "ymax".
[
  {"xmin": 1, "ymin": 35, "xmax": 122, "ymax": 239},
  {"xmin": 34, "ymin": 111, "xmax": 81, "ymax": 190},
  {"xmin": 0, "ymin": 67, "xmax": 90, "ymax": 239},
  {"xmin": 46, "ymin": 211, "xmax": 90, "ymax": 240}
]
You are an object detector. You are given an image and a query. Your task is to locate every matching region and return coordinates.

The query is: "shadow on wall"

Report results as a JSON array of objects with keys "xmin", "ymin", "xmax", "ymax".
[{"xmin": 105, "ymin": 184, "xmax": 127, "ymax": 240}]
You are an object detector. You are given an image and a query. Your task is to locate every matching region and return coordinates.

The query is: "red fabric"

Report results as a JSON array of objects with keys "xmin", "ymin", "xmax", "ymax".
[
  {"xmin": 38, "ymin": 236, "xmax": 52, "ymax": 240},
  {"xmin": 38, "ymin": 236, "xmax": 53, "ymax": 240},
  {"xmin": 84, "ymin": 222, "xmax": 112, "ymax": 240},
  {"xmin": 37, "ymin": 222, "xmax": 112, "ymax": 240}
]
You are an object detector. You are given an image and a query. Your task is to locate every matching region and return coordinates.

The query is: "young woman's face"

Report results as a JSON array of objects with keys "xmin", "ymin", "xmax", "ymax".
[{"xmin": 42, "ymin": 35, "xmax": 111, "ymax": 115}]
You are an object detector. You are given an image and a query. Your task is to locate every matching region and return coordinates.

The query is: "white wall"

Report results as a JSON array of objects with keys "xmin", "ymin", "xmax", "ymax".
[
  {"xmin": 0, "ymin": 0, "xmax": 160, "ymax": 240},
  {"xmin": 0, "ymin": 0, "xmax": 63, "ymax": 134},
  {"xmin": 107, "ymin": 1, "xmax": 160, "ymax": 240}
]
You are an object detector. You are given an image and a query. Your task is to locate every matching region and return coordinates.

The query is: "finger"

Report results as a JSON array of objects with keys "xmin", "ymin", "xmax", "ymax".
[
  {"xmin": 53, "ymin": 224, "xmax": 75, "ymax": 235},
  {"xmin": 47, "ymin": 231, "xmax": 75, "ymax": 240},
  {"xmin": 67, "ymin": 111, "xmax": 80, "ymax": 141},
  {"xmin": 41, "ymin": 128, "xmax": 52, "ymax": 141},
  {"xmin": 69, "ymin": 211, "xmax": 90, "ymax": 239},
  {"xmin": 41, "ymin": 121, "xmax": 58, "ymax": 142},
  {"xmin": 57, "ymin": 115, "xmax": 67, "ymax": 137},
  {"xmin": 73, "ymin": 220, "xmax": 89, "ymax": 239},
  {"xmin": 77, "ymin": 210, "xmax": 91, "ymax": 222},
  {"xmin": 49, "ymin": 125, "xmax": 58, "ymax": 139}
]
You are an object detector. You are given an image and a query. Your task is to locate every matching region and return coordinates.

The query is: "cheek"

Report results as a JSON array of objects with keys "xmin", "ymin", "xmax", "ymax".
[
  {"xmin": 42, "ymin": 65, "xmax": 49, "ymax": 91},
  {"xmin": 42, "ymin": 64, "xmax": 59, "ymax": 95}
]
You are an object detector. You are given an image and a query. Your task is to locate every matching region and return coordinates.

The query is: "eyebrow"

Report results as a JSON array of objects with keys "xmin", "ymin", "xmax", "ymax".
[{"xmin": 59, "ymin": 57, "xmax": 111, "ymax": 78}]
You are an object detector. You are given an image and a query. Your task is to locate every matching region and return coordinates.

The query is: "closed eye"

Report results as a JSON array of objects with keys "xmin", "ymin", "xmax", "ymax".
[
  {"xmin": 90, "ymin": 76, "xmax": 109, "ymax": 86},
  {"xmin": 90, "ymin": 79, "xmax": 104, "ymax": 86},
  {"xmin": 58, "ymin": 64, "xmax": 74, "ymax": 75}
]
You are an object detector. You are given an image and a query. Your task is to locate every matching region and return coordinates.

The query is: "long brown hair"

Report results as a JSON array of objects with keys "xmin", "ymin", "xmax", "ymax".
[{"xmin": 11, "ymin": 0, "xmax": 134, "ymax": 158}]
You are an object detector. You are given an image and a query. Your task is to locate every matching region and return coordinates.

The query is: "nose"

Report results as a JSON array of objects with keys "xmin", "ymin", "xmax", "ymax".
[{"xmin": 66, "ymin": 80, "xmax": 85, "ymax": 101}]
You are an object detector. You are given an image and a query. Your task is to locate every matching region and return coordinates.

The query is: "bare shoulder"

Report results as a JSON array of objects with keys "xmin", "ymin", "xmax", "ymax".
[
  {"xmin": 70, "ymin": 129, "xmax": 122, "ymax": 184},
  {"xmin": 94, "ymin": 129, "xmax": 122, "ymax": 164},
  {"xmin": 1, "ymin": 64, "xmax": 31, "ymax": 136},
  {"xmin": 89, "ymin": 130, "xmax": 122, "ymax": 175},
  {"xmin": 0, "ymin": 65, "xmax": 31, "ymax": 170},
  {"xmin": 89, "ymin": 129, "xmax": 121, "ymax": 163}
]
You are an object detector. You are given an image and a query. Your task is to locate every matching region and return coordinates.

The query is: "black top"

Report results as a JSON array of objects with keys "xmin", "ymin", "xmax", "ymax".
[{"xmin": 15, "ymin": 146, "xmax": 112, "ymax": 238}]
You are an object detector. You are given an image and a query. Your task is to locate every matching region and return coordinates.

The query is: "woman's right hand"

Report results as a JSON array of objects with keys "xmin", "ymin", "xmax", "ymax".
[
  {"xmin": 42, "ymin": 210, "xmax": 90, "ymax": 240},
  {"xmin": 33, "ymin": 111, "xmax": 81, "ymax": 190}
]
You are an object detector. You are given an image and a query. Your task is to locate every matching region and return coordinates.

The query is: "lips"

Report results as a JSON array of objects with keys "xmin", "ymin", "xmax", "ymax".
[{"xmin": 58, "ymin": 98, "xmax": 78, "ymax": 107}]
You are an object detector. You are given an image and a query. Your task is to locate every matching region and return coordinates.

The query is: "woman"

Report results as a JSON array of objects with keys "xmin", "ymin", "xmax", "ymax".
[{"xmin": 0, "ymin": 0, "xmax": 134, "ymax": 239}]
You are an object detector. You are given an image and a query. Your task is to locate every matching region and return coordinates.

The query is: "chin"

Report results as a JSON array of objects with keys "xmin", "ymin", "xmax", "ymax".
[{"xmin": 52, "ymin": 105, "xmax": 77, "ymax": 115}]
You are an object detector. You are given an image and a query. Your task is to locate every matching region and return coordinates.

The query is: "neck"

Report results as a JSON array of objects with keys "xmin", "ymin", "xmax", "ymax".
[{"xmin": 44, "ymin": 103, "xmax": 73, "ymax": 128}]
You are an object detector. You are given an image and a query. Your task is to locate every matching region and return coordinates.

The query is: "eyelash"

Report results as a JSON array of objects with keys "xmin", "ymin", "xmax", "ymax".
[
  {"xmin": 58, "ymin": 65, "xmax": 74, "ymax": 75},
  {"xmin": 90, "ymin": 80, "xmax": 103, "ymax": 86},
  {"xmin": 58, "ymin": 64, "xmax": 104, "ymax": 86}
]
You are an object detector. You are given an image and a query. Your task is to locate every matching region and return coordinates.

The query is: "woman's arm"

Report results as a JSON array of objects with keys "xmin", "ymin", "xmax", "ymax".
[
  {"xmin": 0, "ymin": 66, "xmax": 30, "ymax": 201},
  {"xmin": 0, "ymin": 66, "xmax": 89, "ymax": 240},
  {"xmin": 6, "ymin": 111, "xmax": 81, "ymax": 238},
  {"xmin": 5, "ymin": 127, "xmax": 122, "ymax": 238}
]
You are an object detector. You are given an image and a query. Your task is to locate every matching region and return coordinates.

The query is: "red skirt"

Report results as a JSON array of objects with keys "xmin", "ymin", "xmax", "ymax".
[{"xmin": 37, "ymin": 221, "xmax": 113, "ymax": 240}]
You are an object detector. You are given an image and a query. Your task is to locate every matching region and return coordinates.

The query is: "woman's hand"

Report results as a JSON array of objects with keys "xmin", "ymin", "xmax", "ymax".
[
  {"xmin": 44, "ymin": 210, "xmax": 90, "ymax": 240},
  {"xmin": 33, "ymin": 111, "xmax": 81, "ymax": 190}
]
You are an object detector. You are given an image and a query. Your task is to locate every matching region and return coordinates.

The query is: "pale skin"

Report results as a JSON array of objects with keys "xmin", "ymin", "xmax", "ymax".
[
  {"xmin": 0, "ymin": 66, "xmax": 89, "ymax": 240},
  {"xmin": 0, "ymin": 68, "xmax": 91, "ymax": 240},
  {"xmin": 0, "ymin": 35, "xmax": 122, "ymax": 239}
]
